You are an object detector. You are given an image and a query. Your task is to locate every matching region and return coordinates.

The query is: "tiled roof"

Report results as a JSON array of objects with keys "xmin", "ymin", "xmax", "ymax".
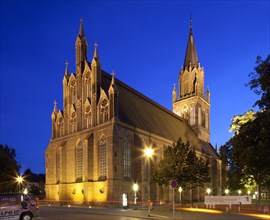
[{"xmin": 102, "ymin": 71, "xmax": 219, "ymax": 159}]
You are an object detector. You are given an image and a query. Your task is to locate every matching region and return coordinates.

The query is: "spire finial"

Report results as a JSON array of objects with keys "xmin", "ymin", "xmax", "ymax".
[
  {"xmin": 79, "ymin": 18, "xmax": 85, "ymax": 37},
  {"xmin": 65, "ymin": 60, "xmax": 69, "ymax": 76},
  {"xmin": 93, "ymin": 41, "xmax": 98, "ymax": 59},
  {"xmin": 53, "ymin": 100, "xmax": 57, "ymax": 112},
  {"xmin": 189, "ymin": 14, "xmax": 192, "ymax": 33}
]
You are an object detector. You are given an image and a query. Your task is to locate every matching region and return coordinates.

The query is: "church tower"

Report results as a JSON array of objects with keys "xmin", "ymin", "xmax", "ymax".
[{"xmin": 172, "ymin": 17, "xmax": 210, "ymax": 143}]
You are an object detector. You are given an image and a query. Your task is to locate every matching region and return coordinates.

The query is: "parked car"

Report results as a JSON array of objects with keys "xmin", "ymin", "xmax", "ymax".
[{"xmin": 0, "ymin": 193, "xmax": 39, "ymax": 220}]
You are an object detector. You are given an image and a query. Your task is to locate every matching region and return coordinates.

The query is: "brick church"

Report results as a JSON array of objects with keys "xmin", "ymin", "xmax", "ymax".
[{"xmin": 45, "ymin": 19, "xmax": 222, "ymax": 204}]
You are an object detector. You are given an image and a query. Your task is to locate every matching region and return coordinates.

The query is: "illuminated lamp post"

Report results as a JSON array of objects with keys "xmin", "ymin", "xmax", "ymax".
[
  {"xmin": 16, "ymin": 175, "xmax": 24, "ymax": 193},
  {"xmin": 206, "ymin": 188, "xmax": 211, "ymax": 196},
  {"xmin": 178, "ymin": 187, "xmax": 183, "ymax": 204},
  {"xmin": 144, "ymin": 147, "xmax": 154, "ymax": 217},
  {"xmin": 238, "ymin": 190, "xmax": 242, "ymax": 196},
  {"xmin": 225, "ymin": 188, "xmax": 229, "ymax": 195},
  {"xmin": 133, "ymin": 183, "xmax": 139, "ymax": 205}
]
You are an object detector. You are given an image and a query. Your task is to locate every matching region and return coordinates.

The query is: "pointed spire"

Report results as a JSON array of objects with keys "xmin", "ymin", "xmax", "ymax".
[
  {"xmin": 78, "ymin": 18, "xmax": 85, "ymax": 39},
  {"xmin": 183, "ymin": 15, "xmax": 199, "ymax": 69},
  {"xmin": 111, "ymin": 70, "xmax": 115, "ymax": 85},
  {"xmin": 53, "ymin": 100, "xmax": 58, "ymax": 113},
  {"xmin": 65, "ymin": 60, "xmax": 69, "ymax": 76},
  {"xmin": 91, "ymin": 42, "xmax": 100, "ymax": 65}
]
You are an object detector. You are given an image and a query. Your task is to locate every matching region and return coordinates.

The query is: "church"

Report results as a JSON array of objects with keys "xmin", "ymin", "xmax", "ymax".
[{"xmin": 45, "ymin": 19, "xmax": 222, "ymax": 205}]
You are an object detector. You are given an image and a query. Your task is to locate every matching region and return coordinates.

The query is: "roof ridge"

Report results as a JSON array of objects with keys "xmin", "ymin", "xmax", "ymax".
[{"xmin": 102, "ymin": 71, "xmax": 187, "ymax": 124}]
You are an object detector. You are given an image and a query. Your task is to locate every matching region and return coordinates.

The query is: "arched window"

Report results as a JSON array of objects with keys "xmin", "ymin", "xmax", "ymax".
[
  {"xmin": 99, "ymin": 137, "xmax": 107, "ymax": 180},
  {"xmin": 70, "ymin": 111, "xmax": 77, "ymax": 133},
  {"xmin": 76, "ymin": 141, "xmax": 83, "ymax": 182},
  {"xmin": 123, "ymin": 139, "xmax": 131, "ymax": 178},
  {"xmin": 84, "ymin": 71, "xmax": 91, "ymax": 98},
  {"xmin": 100, "ymin": 99, "xmax": 109, "ymax": 124},
  {"xmin": 56, "ymin": 148, "xmax": 61, "ymax": 183},
  {"xmin": 205, "ymin": 111, "xmax": 209, "ymax": 129},
  {"xmin": 190, "ymin": 105, "xmax": 195, "ymax": 125},
  {"xmin": 182, "ymin": 105, "xmax": 189, "ymax": 121},
  {"xmin": 85, "ymin": 105, "xmax": 91, "ymax": 128},
  {"xmin": 202, "ymin": 110, "xmax": 205, "ymax": 128},
  {"xmin": 57, "ymin": 116, "xmax": 64, "ymax": 137},
  {"xmin": 198, "ymin": 107, "xmax": 202, "ymax": 125}
]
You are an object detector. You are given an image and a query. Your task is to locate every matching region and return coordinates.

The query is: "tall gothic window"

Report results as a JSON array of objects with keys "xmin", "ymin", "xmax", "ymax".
[
  {"xmin": 198, "ymin": 107, "xmax": 202, "ymax": 125},
  {"xmin": 100, "ymin": 99, "xmax": 109, "ymax": 124},
  {"xmin": 70, "ymin": 78, "xmax": 76, "ymax": 104},
  {"xmin": 182, "ymin": 105, "xmax": 189, "ymax": 121},
  {"xmin": 57, "ymin": 116, "xmax": 64, "ymax": 137},
  {"xmin": 76, "ymin": 141, "xmax": 83, "ymax": 182},
  {"xmin": 202, "ymin": 111, "xmax": 206, "ymax": 128},
  {"xmin": 190, "ymin": 105, "xmax": 195, "ymax": 125},
  {"xmin": 123, "ymin": 139, "xmax": 131, "ymax": 178},
  {"xmin": 205, "ymin": 112, "xmax": 209, "ymax": 129},
  {"xmin": 99, "ymin": 137, "xmax": 107, "ymax": 180},
  {"xmin": 84, "ymin": 71, "xmax": 91, "ymax": 98},
  {"xmin": 70, "ymin": 111, "xmax": 77, "ymax": 133},
  {"xmin": 85, "ymin": 105, "xmax": 91, "ymax": 128},
  {"xmin": 56, "ymin": 148, "xmax": 61, "ymax": 183}
]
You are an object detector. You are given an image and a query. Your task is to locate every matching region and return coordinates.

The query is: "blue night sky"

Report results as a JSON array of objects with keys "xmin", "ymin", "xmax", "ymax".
[{"xmin": 0, "ymin": 0, "xmax": 269, "ymax": 174}]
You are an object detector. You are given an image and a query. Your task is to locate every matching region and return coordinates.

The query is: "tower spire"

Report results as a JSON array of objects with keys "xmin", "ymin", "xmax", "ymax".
[
  {"xmin": 65, "ymin": 60, "xmax": 69, "ymax": 76},
  {"xmin": 75, "ymin": 18, "xmax": 88, "ymax": 73},
  {"xmin": 183, "ymin": 16, "xmax": 199, "ymax": 69},
  {"xmin": 91, "ymin": 42, "xmax": 100, "ymax": 65},
  {"xmin": 79, "ymin": 18, "xmax": 85, "ymax": 38}
]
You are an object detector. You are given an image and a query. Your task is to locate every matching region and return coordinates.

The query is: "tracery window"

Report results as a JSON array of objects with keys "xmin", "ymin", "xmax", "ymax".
[
  {"xmin": 99, "ymin": 137, "xmax": 107, "ymax": 180},
  {"xmin": 57, "ymin": 116, "xmax": 64, "ymax": 137},
  {"xmin": 123, "ymin": 139, "xmax": 131, "ymax": 178},
  {"xmin": 85, "ymin": 105, "xmax": 91, "ymax": 128},
  {"xmin": 76, "ymin": 141, "xmax": 83, "ymax": 182},
  {"xmin": 190, "ymin": 105, "xmax": 195, "ymax": 125},
  {"xmin": 70, "ymin": 111, "xmax": 77, "ymax": 133},
  {"xmin": 182, "ymin": 105, "xmax": 189, "ymax": 121},
  {"xmin": 100, "ymin": 99, "xmax": 109, "ymax": 124}
]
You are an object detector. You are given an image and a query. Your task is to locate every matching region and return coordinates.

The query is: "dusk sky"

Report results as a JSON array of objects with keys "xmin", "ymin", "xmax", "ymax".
[{"xmin": 0, "ymin": 0, "xmax": 269, "ymax": 174}]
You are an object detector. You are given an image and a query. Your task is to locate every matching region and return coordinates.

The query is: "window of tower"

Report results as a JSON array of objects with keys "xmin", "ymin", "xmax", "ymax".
[
  {"xmin": 99, "ymin": 137, "xmax": 107, "ymax": 180},
  {"xmin": 182, "ymin": 105, "xmax": 189, "ymax": 121}
]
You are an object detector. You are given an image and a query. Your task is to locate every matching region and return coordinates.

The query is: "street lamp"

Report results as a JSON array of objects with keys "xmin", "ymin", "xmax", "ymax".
[
  {"xmin": 16, "ymin": 175, "xmax": 24, "ymax": 193},
  {"xmin": 238, "ymin": 190, "xmax": 242, "ymax": 196},
  {"xmin": 144, "ymin": 147, "xmax": 154, "ymax": 217},
  {"xmin": 178, "ymin": 187, "xmax": 183, "ymax": 204},
  {"xmin": 133, "ymin": 183, "xmax": 139, "ymax": 205},
  {"xmin": 206, "ymin": 188, "xmax": 211, "ymax": 196},
  {"xmin": 225, "ymin": 188, "xmax": 229, "ymax": 195}
]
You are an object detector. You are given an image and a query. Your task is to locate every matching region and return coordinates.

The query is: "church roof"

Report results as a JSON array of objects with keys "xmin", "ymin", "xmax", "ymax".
[{"xmin": 102, "ymin": 71, "xmax": 219, "ymax": 159}]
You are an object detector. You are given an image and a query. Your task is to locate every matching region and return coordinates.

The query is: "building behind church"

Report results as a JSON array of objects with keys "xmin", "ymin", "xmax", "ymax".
[{"xmin": 45, "ymin": 19, "xmax": 223, "ymax": 205}]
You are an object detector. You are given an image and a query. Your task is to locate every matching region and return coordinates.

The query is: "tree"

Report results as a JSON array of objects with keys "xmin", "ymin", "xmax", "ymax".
[
  {"xmin": 152, "ymin": 138, "xmax": 210, "ymax": 201},
  {"xmin": 0, "ymin": 144, "xmax": 21, "ymax": 193},
  {"xmin": 247, "ymin": 55, "xmax": 270, "ymax": 109},
  {"xmin": 231, "ymin": 110, "xmax": 270, "ymax": 204}
]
